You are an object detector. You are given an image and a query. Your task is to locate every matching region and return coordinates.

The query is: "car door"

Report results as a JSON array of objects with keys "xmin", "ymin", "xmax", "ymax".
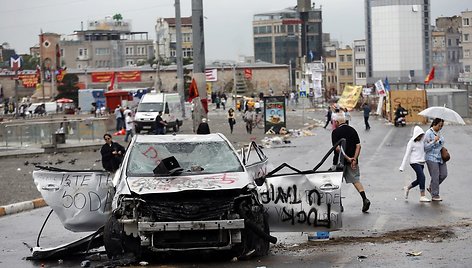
[
  {"xmin": 256, "ymin": 139, "xmax": 345, "ymax": 232},
  {"xmin": 32, "ymin": 167, "xmax": 114, "ymax": 232},
  {"xmin": 241, "ymin": 141, "xmax": 268, "ymax": 182}
]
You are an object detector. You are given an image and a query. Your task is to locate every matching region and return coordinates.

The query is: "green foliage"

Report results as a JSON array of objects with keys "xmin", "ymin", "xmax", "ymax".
[
  {"xmin": 20, "ymin": 54, "xmax": 39, "ymax": 70},
  {"xmin": 183, "ymin": 57, "xmax": 193, "ymax": 65},
  {"xmin": 112, "ymin": 14, "xmax": 123, "ymax": 21},
  {"xmin": 56, "ymin": 73, "xmax": 79, "ymax": 103}
]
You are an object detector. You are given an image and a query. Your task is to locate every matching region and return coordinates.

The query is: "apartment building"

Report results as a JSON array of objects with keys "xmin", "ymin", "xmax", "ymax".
[
  {"xmin": 336, "ymin": 47, "xmax": 354, "ymax": 93},
  {"xmin": 155, "ymin": 17, "xmax": 193, "ymax": 62},
  {"xmin": 353, "ymin": 39, "xmax": 367, "ymax": 86},
  {"xmin": 60, "ymin": 17, "xmax": 154, "ymax": 69},
  {"xmin": 459, "ymin": 11, "xmax": 472, "ymax": 84},
  {"xmin": 432, "ymin": 16, "xmax": 462, "ymax": 83},
  {"xmin": 252, "ymin": 5, "xmax": 322, "ymax": 65}
]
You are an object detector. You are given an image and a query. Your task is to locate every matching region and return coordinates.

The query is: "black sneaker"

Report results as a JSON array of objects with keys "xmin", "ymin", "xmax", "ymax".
[{"xmin": 362, "ymin": 198, "xmax": 371, "ymax": 213}]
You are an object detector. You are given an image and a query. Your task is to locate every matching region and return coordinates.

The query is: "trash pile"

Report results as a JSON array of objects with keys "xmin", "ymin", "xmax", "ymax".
[{"xmin": 260, "ymin": 125, "xmax": 316, "ymax": 148}]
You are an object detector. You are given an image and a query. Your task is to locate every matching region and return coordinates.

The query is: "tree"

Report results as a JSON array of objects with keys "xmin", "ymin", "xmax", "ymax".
[
  {"xmin": 112, "ymin": 13, "xmax": 123, "ymax": 21},
  {"xmin": 20, "ymin": 54, "xmax": 39, "ymax": 70},
  {"xmin": 56, "ymin": 73, "xmax": 79, "ymax": 104}
]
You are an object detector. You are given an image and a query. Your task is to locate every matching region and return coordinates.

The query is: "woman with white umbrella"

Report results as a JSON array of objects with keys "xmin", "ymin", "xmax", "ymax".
[{"xmin": 424, "ymin": 118, "xmax": 447, "ymax": 201}]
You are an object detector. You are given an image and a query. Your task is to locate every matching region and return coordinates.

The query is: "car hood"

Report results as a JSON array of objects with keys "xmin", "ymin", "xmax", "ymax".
[{"xmin": 123, "ymin": 171, "xmax": 253, "ymax": 195}]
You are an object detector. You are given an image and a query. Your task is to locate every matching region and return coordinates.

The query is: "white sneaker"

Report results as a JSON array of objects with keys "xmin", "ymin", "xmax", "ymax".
[
  {"xmin": 419, "ymin": 196, "xmax": 431, "ymax": 202},
  {"xmin": 432, "ymin": 196, "xmax": 443, "ymax": 201},
  {"xmin": 403, "ymin": 186, "xmax": 409, "ymax": 199}
]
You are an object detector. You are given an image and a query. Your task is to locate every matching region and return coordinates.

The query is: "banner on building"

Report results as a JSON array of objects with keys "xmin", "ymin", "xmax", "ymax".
[
  {"xmin": 338, "ymin": 85, "xmax": 362, "ymax": 111},
  {"xmin": 205, "ymin": 69, "xmax": 217, "ymax": 82},
  {"xmin": 91, "ymin": 72, "xmax": 114, "ymax": 83},
  {"xmin": 244, "ymin": 68, "xmax": 253, "ymax": 80},
  {"xmin": 17, "ymin": 73, "xmax": 38, "ymax": 88},
  {"xmin": 117, "ymin": 71, "xmax": 141, "ymax": 82}
]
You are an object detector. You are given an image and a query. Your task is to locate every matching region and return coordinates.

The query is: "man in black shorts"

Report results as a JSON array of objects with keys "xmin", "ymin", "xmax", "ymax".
[{"xmin": 331, "ymin": 113, "xmax": 371, "ymax": 213}]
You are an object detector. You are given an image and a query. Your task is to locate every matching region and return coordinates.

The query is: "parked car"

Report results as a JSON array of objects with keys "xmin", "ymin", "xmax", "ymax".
[{"xmin": 31, "ymin": 134, "xmax": 344, "ymax": 261}]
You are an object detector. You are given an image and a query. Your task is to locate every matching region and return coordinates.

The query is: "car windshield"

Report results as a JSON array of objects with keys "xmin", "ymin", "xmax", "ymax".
[
  {"xmin": 126, "ymin": 141, "xmax": 244, "ymax": 176},
  {"xmin": 137, "ymin": 103, "xmax": 163, "ymax": 112}
]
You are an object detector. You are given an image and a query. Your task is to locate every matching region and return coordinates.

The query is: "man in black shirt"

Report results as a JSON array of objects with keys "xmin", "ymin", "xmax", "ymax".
[
  {"xmin": 155, "ymin": 111, "xmax": 167, "ymax": 135},
  {"xmin": 331, "ymin": 113, "xmax": 371, "ymax": 213},
  {"xmin": 100, "ymin": 134, "xmax": 126, "ymax": 173}
]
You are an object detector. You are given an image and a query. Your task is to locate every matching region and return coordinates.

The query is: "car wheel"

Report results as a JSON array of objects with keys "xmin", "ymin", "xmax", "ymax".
[{"xmin": 103, "ymin": 215, "xmax": 141, "ymax": 259}]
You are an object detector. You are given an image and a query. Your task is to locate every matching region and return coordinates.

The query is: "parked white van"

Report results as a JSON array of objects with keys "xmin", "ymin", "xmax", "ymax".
[{"xmin": 134, "ymin": 93, "xmax": 183, "ymax": 133}]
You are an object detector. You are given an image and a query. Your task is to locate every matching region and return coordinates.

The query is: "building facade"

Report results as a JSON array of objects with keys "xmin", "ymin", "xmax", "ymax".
[
  {"xmin": 252, "ymin": 6, "xmax": 322, "ymax": 65},
  {"xmin": 336, "ymin": 47, "xmax": 354, "ymax": 94},
  {"xmin": 353, "ymin": 39, "xmax": 367, "ymax": 86},
  {"xmin": 325, "ymin": 55, "xmax": 337, "ymax": 96},
  {"xmin": 432, "ymin": 16, "xmax": 462, "ymax": 83},
  {"xmin": 60, "ymin": 18, "xmax": 154, "ymax": 70},
  {"xmin": 365, "ymin": 0, "xmax": 431, "ymax": 84},
  {"xmin": 459, "ymin": 11, "xmax": 472, "ymax": 84},
  {"xmin": 155, "ymin": 17, "xmax": 193, "ymax": 63}
]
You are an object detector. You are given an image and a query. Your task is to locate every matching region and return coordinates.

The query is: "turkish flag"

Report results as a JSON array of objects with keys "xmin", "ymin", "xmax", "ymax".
[
  {"xmin": 424, "ymin": 67, "xmax": 435, "ymax": 84},
  {"xmin": 188, "ymin": 78, "xmax": 199, "ymax": 102}
]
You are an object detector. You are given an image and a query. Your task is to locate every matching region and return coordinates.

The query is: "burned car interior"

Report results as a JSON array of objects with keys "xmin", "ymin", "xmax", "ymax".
[{"xmin": 29, "ymin": 134, "xmax": 345, "ymax": 265}]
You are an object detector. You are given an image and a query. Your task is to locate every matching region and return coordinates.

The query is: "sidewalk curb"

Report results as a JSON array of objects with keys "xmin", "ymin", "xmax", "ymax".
[{"xmin": 0, "ymin": 198, "xmax": 47, "ymax": 217}]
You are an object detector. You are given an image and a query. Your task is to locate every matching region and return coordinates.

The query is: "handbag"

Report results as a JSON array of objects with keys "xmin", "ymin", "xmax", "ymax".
[{"xmin": 441, "ymin": 147, "xmax": 450, "ymax": 162}]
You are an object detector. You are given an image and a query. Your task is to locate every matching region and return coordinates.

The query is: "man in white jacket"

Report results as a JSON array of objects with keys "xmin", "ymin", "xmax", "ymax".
[{"xmin": 399, "ymin": 126, "xmax": 431, "ymax": 202}]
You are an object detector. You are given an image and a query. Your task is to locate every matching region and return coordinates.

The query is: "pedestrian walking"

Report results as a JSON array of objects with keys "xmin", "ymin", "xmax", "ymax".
[
  {"xmin": 363, "ymin": 103, "xmax": 371, "ymax": 130},
  {"xmin": 424, "ymin": 118, "xmax": 447, "ymax": 201},
  {"xmin": 100, "ymin": 134, "xmax": 126, "ymax": 173},
  {"xmin": 114, "ymin": 106, "xmax": 124, "ymax": 131},
  {"xmin": 331, "ymin": 113, "xmax": 371, "ymax": 212},
  {"xmin": 399, "ymin": 126, "xmax": 431, "ymax": 202},
  {"xmin": 196, "ymin": 118, "xmax": 211, "ymax": 134},
  {"xmin": 343, "ymin": 108, "xmax": 351, "ymax": 125},
  {"xmin": 154, "ymin": 111, "xmax": 167, "ymax": 135},
  {"xmin": 244, "ymin": 107, "xmax": 256, "ymax": 134},
  {"xmin": 124, "ymin": 111, "xmax": 134, "ymax": 142},
  {"xmin": 323, "ymin": 106, "xmax": 332, "ymax": 129},
  {"xmin": 228, "ymin": 108, "xmax": 236, "ymax": 134}
]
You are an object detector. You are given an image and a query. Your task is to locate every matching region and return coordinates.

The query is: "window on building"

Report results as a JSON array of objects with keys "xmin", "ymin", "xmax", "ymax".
[
  {"xmin": 464, "ymin": 18, "xmax": 470, "ymax": 26},
  {"xmin": 465, "ymin": 65, "xmax": 471, "ymax": 73},
  {"xmin": 347, "ymin": 55, "xmax": 352, "ymax": 62},
  {"xmin": 465, "ymin": 49, "xmax": 470, "ymax": 57},
  {"xmin": 183, "ymin": 48, "xmax": 193, "ymax": 58},
  {"xmin": 125, "ymin": 47, "xmax": 134, "ymax": 55},
  {"xmin": 183, "ymin": 33, "xmax": 192, "ymax": 42},
  {"xmin": 170, "ymin": 49, "xmax": 176, "ymax": 57},
  {"xmin": 357, "ymin": 72, "xmax": 366, "ymax": 78},
  {"xmin": 340, "ymin": 69, "xmax": 345, "ymax": 76},
  {"xmin": 78, "ymin": 48, "xmax": 88, "ymax": 57},
  {"xmin": 95, "ymin": 48, "xmax": 110, "ymax": 55},
  {"xmin": 126, "ymin": 60, "xmax": 135, "ymax": 66},
  {"xmin": 464, "ymin": 34, "xmax": 470, "ymax": 41},
  {"xmin": 60, "ymin": 48, "xmax": 64, "ymax": 57},
  {"xmin": 448, "ymin": 39, "xmax": 452, "ymax": 46},
  {"xmin": 136, "ymin": 46, "xmax": 146, "ymax": 56},
  {"xmin": 347, "ymin": 69, "xmax": 353, "ymax": 76},
  {"xmin": 339, "ymin": 55, "xmax": 345, "ymax": 62}
]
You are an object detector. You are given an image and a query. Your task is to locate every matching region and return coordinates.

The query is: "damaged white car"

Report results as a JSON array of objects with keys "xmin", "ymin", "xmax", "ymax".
[{"xmin": 31, "ymin": 133, "xmax": 343, "ymax": 261}]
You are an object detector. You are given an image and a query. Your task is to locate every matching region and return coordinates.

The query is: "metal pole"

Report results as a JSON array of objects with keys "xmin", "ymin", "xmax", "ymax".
[
  {"xmin": 14, "ymin": 69, "xmax": 19, "ymax": 117},
  {"xmin": 191, "ymin": 0, "xmax": 207, "ymax": 130},
  {"xmin": 175, "ymin": 0, "xmax": 186, "ymax": 118}
]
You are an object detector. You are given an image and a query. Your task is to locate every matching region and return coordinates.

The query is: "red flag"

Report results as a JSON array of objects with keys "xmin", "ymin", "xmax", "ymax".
[
  {"xmin": 188, "ymin": 78, "xmax": 199, "ymax": 102},
  {"xmin": 107, "ymin": 72, "xmax": 116, "ymax": 91},
  {"xmin": 424, "ymin": 67, "xmax": 435, "ymax": 84}
]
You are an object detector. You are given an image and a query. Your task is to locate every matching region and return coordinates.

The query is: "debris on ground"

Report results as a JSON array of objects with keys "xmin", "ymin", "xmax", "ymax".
[{"xmin": 406, "ymin": 251, "xmax": 422, "ymax": 256}]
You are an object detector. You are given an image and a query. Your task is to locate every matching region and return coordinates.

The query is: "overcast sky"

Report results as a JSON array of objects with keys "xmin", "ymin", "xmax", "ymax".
[{"xmin": 0, "ymin": 0, "xmax": 470, "ymax": 61}]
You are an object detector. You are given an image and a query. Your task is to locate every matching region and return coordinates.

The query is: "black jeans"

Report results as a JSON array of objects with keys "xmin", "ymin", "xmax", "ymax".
[{"xmin": 364, "ymin": 116, "xmax": 370, "ymax": 129}]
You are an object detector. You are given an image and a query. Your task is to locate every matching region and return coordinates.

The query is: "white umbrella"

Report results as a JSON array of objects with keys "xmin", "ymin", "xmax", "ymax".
[{"xmin": 418, "ymin": 106, "xmax": 465, "ymax": 125}]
